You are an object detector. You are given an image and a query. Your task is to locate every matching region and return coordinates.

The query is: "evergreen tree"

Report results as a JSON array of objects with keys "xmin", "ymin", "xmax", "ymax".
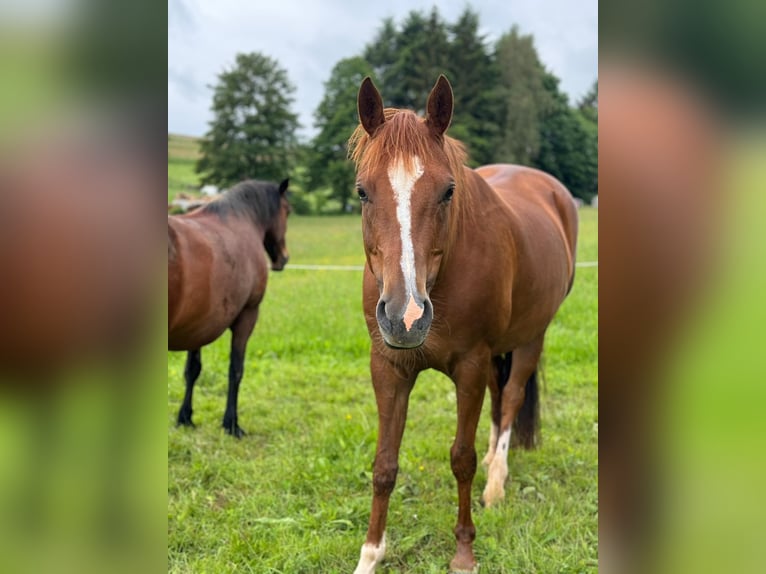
[
  {"xmin": 534, "ymin": 73, "xmax": 597, "ymax": 201},
  {"xmin": 196, "ymin": 52, "xmax": 299, "ymax": 187},
  {"xmin": 578, "ymin": 79, "xmax": 598, "ymax": 124},
  {"xmin": 494, "ymin": 26, "xmax": 553, "ymax": 165},
  {"xmin": 446, "ymin": 7, "xmax": 502, "ymax": 166},
  {"xmin": 364, "ymin": 18, "xmax": 398, "ymax": 84},
  {"xmin": 308, "ymin": 57, "xmax": 373, "ymax": 213},
  {"xmin": 364, "ymin": 8, "xmax": 450, "ymax": 112},
  {"xmin": 315, "ymin": 12, "xmax": 597, "ymax": 201},
  {"xmin": 577, "ymin": 78, "xmax": 598, "ymax": 198}
]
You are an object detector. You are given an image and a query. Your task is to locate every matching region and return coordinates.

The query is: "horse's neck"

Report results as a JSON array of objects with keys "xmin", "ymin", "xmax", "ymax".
[
  {"xmin": 249, "ymin": 219, "xmax": 269, "ymax": 245},
  {"xmin": 460, "ymin": 167, "xmax": 519, "ymax": 233},
  {"xmin": 193, "ymin": 210, "xmax": 268, "ymax": 245}
]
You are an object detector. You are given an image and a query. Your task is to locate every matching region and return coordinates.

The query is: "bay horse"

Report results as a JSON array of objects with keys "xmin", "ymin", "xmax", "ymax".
[
  {"xmin": 349, "ymin": 76, "xmax": 578, "ymax": 573},
  {"xmin": 168, "ymin": 179, "xmax": 290, "ymax": 437}
]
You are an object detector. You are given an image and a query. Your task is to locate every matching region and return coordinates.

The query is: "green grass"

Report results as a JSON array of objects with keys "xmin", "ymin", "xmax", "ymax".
[
  {"xmin": 168, "ymin": 134, "xmax": 202, "ymax": 202},
  {"xmin": 168, "ymin": 209, "xmax": 597, "ymax": 573}
]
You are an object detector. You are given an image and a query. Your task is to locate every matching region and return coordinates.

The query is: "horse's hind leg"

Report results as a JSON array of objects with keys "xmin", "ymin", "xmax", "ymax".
[
  {"xmin": 482, "ymin": 337, "xmax": 543, "ymax": 507},
  {"xmin": 482, "ymin": 355, "xmax": 510, "ymax": 467},
  {"xmin": 223, "ymin": 307, "xmax": 259, "ymax": 438},
  {"xmin": 177, "ymin": 349, "xmax": 201, "ymax": 427}
]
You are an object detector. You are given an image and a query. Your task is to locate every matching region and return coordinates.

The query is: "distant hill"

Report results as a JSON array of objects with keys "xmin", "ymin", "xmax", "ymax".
[
  {"xmin": 168, "ymin": 133, "xmax": 202, "ymax": 161},
  {"xmin": 168, "ymin": 134, "xmax": 202, "ymax": 201}
]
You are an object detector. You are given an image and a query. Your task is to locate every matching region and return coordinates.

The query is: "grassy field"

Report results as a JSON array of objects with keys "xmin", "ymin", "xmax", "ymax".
[
  {"xmin": 168, "ymin": 195, "xmax": 598, "ymax": 572},
  {"xmin": 169, "ymin": 134, "xmax": 202, "ymax": 202}
]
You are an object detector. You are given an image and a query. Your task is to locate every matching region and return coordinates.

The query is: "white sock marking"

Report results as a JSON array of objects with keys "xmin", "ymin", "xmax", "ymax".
[
  {"xmin": 495, "ymin": 428, "xmax": 511, "ymax": 462},
  {"xmin": 484, "ymin": 428, "xmax": 512, "ymax": 506},
  {"xmin": 354, "ymin": 532, "xmax": 386, "ymax": 574},
  {"xmin": 388, "ymin": 156, "xmax": 424, "ymax": 315},
  {"xmin": 483, "ymin": 422, "xmax": 499, "ymax": 466}
]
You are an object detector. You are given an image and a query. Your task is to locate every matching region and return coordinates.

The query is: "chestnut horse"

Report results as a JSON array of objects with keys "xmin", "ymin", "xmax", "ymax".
[
  {"xmin": 349, "ymin": 76, "xmax": 578, "ymax": 573},
  {"xmin": 168, "ymin": 179, "xmax": 290, "ymax": 437}
]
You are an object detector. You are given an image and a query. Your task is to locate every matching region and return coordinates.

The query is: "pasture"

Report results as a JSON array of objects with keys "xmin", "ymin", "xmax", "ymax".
[
  {"xmin": 167, "ymin": 135, "xmax": 598, "ymax": 573},
  {"xmin": 167, "ymin": 217, "xmax": 597, "ymax": 572},
  {"xmin": 168, "ymin": 134, "xmax": 202, "ymax": 202}
]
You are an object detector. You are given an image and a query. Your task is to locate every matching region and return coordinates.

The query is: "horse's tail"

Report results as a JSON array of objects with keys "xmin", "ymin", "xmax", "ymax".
[{"xmin": 511, "ymin": 361, "xmax": 541, "ymax": 450}]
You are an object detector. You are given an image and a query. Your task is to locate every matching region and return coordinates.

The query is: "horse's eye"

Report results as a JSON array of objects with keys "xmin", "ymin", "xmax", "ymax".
[
  {"xmin": 442, "ymin": 184, "xmax": 455, "ymax": 203},
  {"xmin": 357, "ymin": 186, "xmax": 369, "ymax": 203}
]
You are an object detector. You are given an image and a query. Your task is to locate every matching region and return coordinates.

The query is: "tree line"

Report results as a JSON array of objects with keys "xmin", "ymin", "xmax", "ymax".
[{"xmin": 195, "ymin": 7, "xmax": 597, "ymax": 213}]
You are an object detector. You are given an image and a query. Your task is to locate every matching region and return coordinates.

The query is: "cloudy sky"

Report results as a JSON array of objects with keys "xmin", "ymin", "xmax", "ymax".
[{"xmin": 169, "ymin": 0, "xmax": 597, "ymax": 140}]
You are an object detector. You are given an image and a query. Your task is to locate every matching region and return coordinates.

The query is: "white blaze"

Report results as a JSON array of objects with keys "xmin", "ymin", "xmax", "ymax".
[{"xmin": 387, "ymin": 156, "xmax": 424, "ymax": 317}]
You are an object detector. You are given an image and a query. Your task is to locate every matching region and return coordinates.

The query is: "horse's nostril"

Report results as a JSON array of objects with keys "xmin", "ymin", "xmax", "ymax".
[{"xmin": 376, "ymin": 299, "xmax": 390, "ymax": 327}]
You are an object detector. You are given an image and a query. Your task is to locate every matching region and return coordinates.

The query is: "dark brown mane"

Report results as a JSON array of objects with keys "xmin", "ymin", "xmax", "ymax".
[
  {"xmin": 348, "ymin": 109, "xmax": 473, "ymax": 239},
  {"xmin": 201, "ymin": 179, "xmax": 281, "ymax": 228}
]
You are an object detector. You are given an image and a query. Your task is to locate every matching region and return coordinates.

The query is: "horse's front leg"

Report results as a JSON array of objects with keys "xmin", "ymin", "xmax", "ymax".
[
  {"xmin": 449, "ymin": 357, "xmax": 490, "ymax": 573},
  {"xmin": 354, "ymin": 351, "xmax": 416, "ymax": 574}
]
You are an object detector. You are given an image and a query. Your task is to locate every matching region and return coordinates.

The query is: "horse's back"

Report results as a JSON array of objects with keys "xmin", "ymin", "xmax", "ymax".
[
  {"xmin": 472, "ymin": 164, "xmax": 578, "ymax": 344},
  {"xmin": 478, "ymin": 163, "xmax": 576, "ymax": 234},
  {"xmin": 476, "ymin": 163, "xmax": 578, "ymax": 265}
]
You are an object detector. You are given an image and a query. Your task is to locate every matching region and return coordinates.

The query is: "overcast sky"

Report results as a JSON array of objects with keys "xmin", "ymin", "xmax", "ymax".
[{"xmin": 169, "ymin": 0, "xmax": 597, "ymax": 140}]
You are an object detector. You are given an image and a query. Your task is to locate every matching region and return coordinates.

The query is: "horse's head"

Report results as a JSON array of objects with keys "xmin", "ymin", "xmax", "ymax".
[
  {"xmin": 353, "ymin": 75, "xmax": 458, "ymax": 349},
  {"xmin": 264, "ymin": 178, "xmax": 291, "ymax": 271}
]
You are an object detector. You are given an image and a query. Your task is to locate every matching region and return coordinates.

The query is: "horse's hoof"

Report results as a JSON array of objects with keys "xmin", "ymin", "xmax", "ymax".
[
  {"xmin": 176, "ymin": 413, "xmax": 196, "ymax": 428},
  {"xmin": 223, "ymin": 424, "xmax": 246, "ymax": 438},
  {"xmin": 449, "ymin": 560, "xmax": 478, "ymax": 574},
  {"xmin": 480, "ymin": 492, "xmax": 504, "ymax": 508},
  {"xmin": 481, "ymin": 481, "xmax": 505, "ymax": 508}
]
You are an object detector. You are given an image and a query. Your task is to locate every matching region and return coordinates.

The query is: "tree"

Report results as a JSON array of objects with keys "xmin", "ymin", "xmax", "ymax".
[
  {"xmin": 533, "ymin": 73, "xmax": 597, "ymax": 202},
  {"xmin": 578, "ymin": 79, "xmax": 598, "ymax": 124},
  {"xmin": 360, "ymin": 8, "xmax": 500, "ymax": 166},
  {"xmin": 364, "ymin": 8, "xmax": 450, "ymax": 112},
  {"xmin": 317, "ymin": 11, "xmax": 597, "ymax": 201},
  {"xmin": 445, "ymin": 7, "xmax": 502, "ymax": 166},
  {"xmin": 364, "ymin": 18, "xmax": 398, "ymax": 87},
  {"xmin": 196, "ymin": 52, "xmax": 299, "ymax": 187},
  {"xmin": 577, "ymin": 79, "xmax": 598, "ymax": 197},
  {"xmin": 494, "ymin": 26, "xmax": 553, "ymax": 165},
  {"xmin": 307, "ymin": 57, "xmax": 373, "ymax": 213}
]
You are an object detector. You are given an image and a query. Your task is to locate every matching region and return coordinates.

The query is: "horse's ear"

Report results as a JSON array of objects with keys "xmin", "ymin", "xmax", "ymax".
[
  {"xmin": 358, "ymin": 77, "xmax": 385, "ymax": 136},
  {"xmin": 278, "ymin": 178, "xmax": 289, "ymax": 195},
  {"xmin": 425, "ymin": 74, "xmax": 453, "ymax": 137}
]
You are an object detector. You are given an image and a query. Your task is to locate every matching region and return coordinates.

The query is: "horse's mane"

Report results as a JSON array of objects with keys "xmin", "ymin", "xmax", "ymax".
[
  {"xmin": 348, "ymin": 109, "xmax": 473, "ymax": 239},
  {"xmin": 201, "ymin": 179, "xmax": 281, "ymax": 227}
]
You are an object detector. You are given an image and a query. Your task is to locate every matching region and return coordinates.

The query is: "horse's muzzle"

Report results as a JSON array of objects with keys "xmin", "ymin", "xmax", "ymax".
[
  {"xmin": 375, "ymin": 297, "xmax": 433, "ymax": 349},
  {"xmin": 271, "ymin": 255, "xmax": 289, "ymax": 271}
]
